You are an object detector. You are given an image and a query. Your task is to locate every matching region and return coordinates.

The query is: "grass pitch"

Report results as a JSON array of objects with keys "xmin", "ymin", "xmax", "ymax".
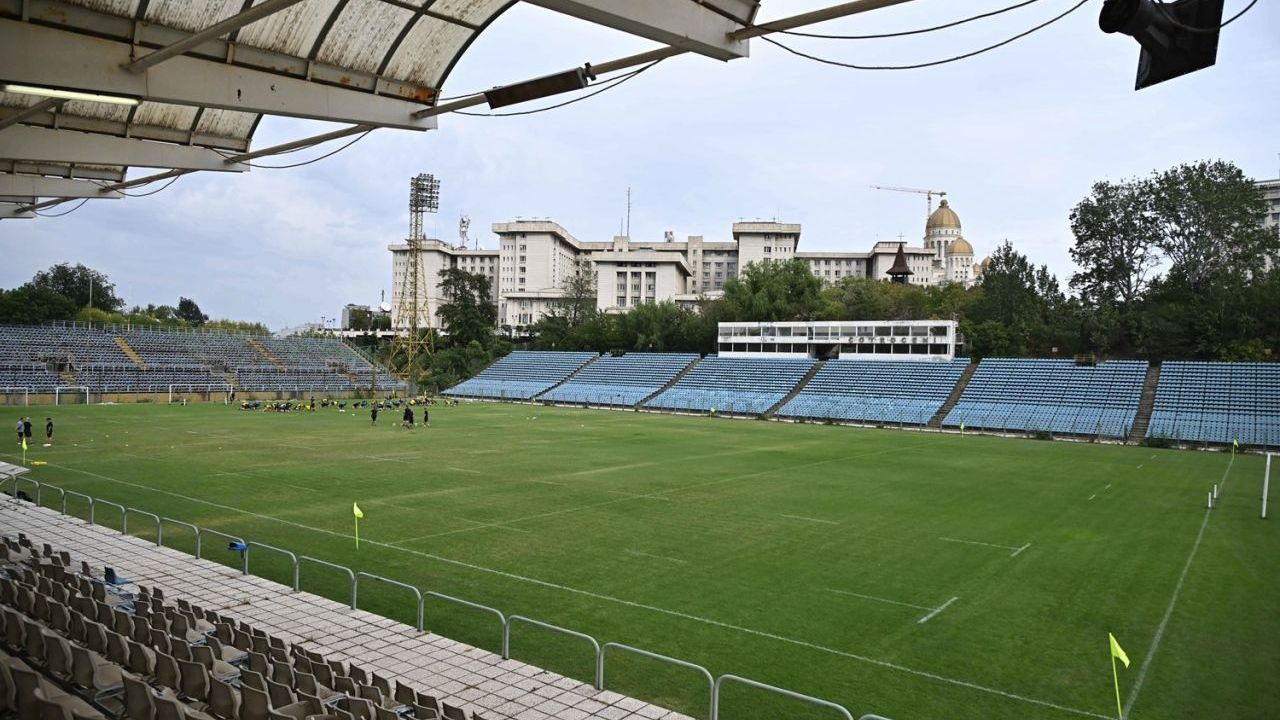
[{"xmin": 2, "ymin": 401, "xmax": 1276, "ymax": 720}]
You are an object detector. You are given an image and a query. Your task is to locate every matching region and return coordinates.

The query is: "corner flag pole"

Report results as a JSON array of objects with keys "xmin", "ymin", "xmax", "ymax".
[
  {"xmin": 352, "ymin": 502, "xmax": 364, "ymax": 550},
  {"xmin": 1109, "ymin": 633, "xmax": 1130, "ymax": 720},
  {"xmin": 21, "ymin": 436, "xmax": 27, "ymax": 466}
]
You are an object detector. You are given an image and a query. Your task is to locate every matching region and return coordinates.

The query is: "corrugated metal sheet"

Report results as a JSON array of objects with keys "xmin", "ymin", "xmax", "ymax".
[
  {"xmin": 196, "ymin": 108, "xmax": 256, "ymax": 139},
  {"xmin": 237, "ymin": 0, "xmax": 341, "ymax": 57},
  {"xmin": 0, "ymin": 93, "xmax": 42, "ymax": 110},
  {"xmin": 143, "ymin": 0, "xmax": 243, "ymax": 34},
  {"xmin": 132, "ymin": 101, "xmax": 199, "ymax": 130},
  {"xmin": 62, "ymin": 0, "xmax": 140, "ymax": 17},
  {"xmin": 315, "ymin": 0, "xmax": 412, "ymax": 75},
  {"xmin": 59, "ymin": 99, "xmax": 132, "ymax": 122},
  {"xmin": 382, "ymin": 17, "xmax": 472, "ymax": 89},
  {"xmin": 432, "ymin": 0, "xmax": 509, "ymax": 26}
]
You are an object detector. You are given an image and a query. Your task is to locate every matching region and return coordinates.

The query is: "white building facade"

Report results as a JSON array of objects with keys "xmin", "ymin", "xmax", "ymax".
[
  {"xmin": 718, "ymin": 320, "xmax": 961, "ymax": 360},
  {"xmin": 389, "ymin": 200, "xmax": 985, "ymax": 333}
]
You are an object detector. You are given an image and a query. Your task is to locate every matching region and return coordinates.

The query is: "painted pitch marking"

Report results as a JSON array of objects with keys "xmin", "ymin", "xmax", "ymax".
[
  {"xmin": 827, "ymin": 588, "xmax": 931, "ymax": 611},
  {"xmin": 23, "ymin": 448, "xmax": 1116, "ymax": 719},
  {"xmin": 1088, "ymin": 494, "xmax": 1097, "ymax": 501},
  {"xmin": 1009, "ymin": 543, "xmax": 1031, "ymax": 558},
  {"xmin": 625, "ymin": 549, "xmax": 687, "ymax": 565},
  {"xmin": 1123, "ymin": 455, "xmax": 1234, "ymax": 719},
  {"xmin": 936, "ymin": 532, "xmax": 1013, "ymax": 548},
  {"xmin": 280, "ymin": 483, "xmax": 318, "ymax": 493},
  {"xmin": 780, "ymin": 514, "xmax": 839, "ymax": 526},
  {"xmin": 445, "ymin": 467, "xmax": 482, "ymax": 475},
  {"xmin": 917, "ymin": 597, "xmax": 960, "ymax": 624}
]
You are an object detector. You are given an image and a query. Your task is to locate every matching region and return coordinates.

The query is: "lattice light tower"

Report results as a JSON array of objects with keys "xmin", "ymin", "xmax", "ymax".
[{"xmin": 387, "ymin": 173, "xmax": 440, "ymax": 393}]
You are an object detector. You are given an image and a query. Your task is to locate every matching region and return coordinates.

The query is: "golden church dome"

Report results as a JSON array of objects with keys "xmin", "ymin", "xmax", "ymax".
[
  {"xmin": 948, "ymin": 237, "xmax": 973, "ymax": 254},
  {"xmin": 926, "ymin": 198, "xmax": 961, "ymax": 231}
]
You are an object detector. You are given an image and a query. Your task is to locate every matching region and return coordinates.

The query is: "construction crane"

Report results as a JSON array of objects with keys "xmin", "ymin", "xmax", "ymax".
[{"xmin": 870, "ymin": 185, "xmax": 947, "ymax": 218}]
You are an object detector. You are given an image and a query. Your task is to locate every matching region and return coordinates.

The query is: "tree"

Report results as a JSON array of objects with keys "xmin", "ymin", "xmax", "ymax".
[
  {"xmin": 176, "ymin": 297, "xmax": 208, "ymax": 326},
  {"xmin": 28, "ymin": 263, "xmax": 123, "ymax": 311},
  {"xmin": 436, "ymin": 268, "xmax": 497, "ymax": 348},
  {"xmin": 1069, "ymin": 178, "xmax": 1160, "ymax": 309},
  {"xmin": 1147, "ymin": 160, "xmax": 1278, "ymax": 290},
  {"xmin": 718, "ymin": 258, "xmax": 833, "ymax": 322},
  {"xmin": 0, "ymin": 285, "xmax": 78, "ymax": 324}
]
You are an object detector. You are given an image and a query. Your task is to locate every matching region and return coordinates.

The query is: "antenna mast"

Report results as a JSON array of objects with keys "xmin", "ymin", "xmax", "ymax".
[{"xmin": 387, "ymin": 173, "xmax": 440, "ymax": 395}]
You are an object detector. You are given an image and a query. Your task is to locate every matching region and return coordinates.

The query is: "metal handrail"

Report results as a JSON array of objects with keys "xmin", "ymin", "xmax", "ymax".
[
  {"xmin": 61, "ymin": 490, "xmax": 93, "ymax": 518},
  {"xmin": 599, "ymin": 642, "xmax": 713, "ymax": 719},
  {"xmin": 92, "ymin": 498, "xmax": 125, "ymax": 530},
  {"xmin": 298, "ymin": 556, "xmax": 356, "ymax": 609},
  {"xmin": 36, "ymin": 482, "xmax": 63, "ymax": 509},
  {"xmin": 356, "ymin": 572, "xmax": 423, "ymax": 631},
  {"xmin": 422, "ymin": 591, "xmax": 506, "ymax": 649},
  {"xmin": 711, "ymin": 674, "xmax": 853, "ymax": 720},
  {"xmin": 159, "ymin": 517, "xmax": 198, "ymax": 551},
  {"xmin": 504, "ymin": 615, "xmax": 602, "ymax": 689},
  {"xmin": 197, "ymin": 528, "xmax": 247, "ymax": 574},
  {"xmin": 123, "ymin": 508, "xmax": 161, "ymax": 543},
  {"xmin": 12, "ymin": 477, "xmax": 41, "ymax": 504},
  {"xmin": 246, "ymin": 542, "xmax": 299, "ymax": 591}
]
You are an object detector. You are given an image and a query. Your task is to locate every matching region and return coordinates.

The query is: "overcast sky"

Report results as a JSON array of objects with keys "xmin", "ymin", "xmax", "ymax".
[{"xmin": 2, "ymin": 0, "xmax": 1277, "ymax": 329}]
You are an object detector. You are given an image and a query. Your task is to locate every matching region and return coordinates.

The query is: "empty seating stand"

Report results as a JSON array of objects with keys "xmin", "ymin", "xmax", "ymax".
[
  {"xmin": 0, "ymin": 324, "xmax": 402, "ymax": 394},
  {"xmin": 943, "ymin": 358, "xmax": 1147, "ymax": 438},
  {"xmin": 1146, "ymin": 361, "xmax": 1280, "ymax": 447},
  {"xmin": 777, "ymin": 359, "xmax": 969, "ymax": 425},
  {"xmin": 539, "ymin": 353, "xmax": 698, "ymax": 406},
  {"xmin": 443, "ymin": 351, "xmax": 598, "ymax": 400},
  {"xmin": 644, "ymin": 356, "xmax": 815, "ymax": 415}
]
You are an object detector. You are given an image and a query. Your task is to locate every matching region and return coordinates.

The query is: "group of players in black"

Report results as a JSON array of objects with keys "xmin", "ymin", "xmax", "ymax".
[
  {"xmin": 13, "ymin": 416, "xmax": 52, "ymax": 445},
  {"xmin": 234, "ymin": 395, "xmax": 458, "ymax": 430}
]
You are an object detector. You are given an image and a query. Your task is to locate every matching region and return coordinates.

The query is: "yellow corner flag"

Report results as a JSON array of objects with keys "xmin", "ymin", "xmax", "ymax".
[
  {"xmin": 1109, "ymin": 633, "xmax": 1129, "ymax": 719},
  {"xmin": 352, "ymin": 502, "xmax": 364, "ymax": 550},
  {"xmin": 21, "ymin": 436, "xmax": 27, "ymax": 465}
]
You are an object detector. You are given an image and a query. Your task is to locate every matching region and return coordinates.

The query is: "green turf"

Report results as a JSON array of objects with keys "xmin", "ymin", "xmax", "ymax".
[{"xmin": 2, "ymin": 401, "xmax": 1275, "ymax": 720}]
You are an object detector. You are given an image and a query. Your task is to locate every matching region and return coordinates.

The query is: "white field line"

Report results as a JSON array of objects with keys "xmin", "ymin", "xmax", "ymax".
[
  {"xmin": 826, "ymin": 588, "xmax": 931, "ymax": 611},
  {"xmin": 523, "ymin": 479, "xmax": 565, "ymax": 486},
  {"xmin": 625, "ymin": 549, "xmax": 687, "ymax": 565},
  {"xmin": 1122, "ymin": 455, "xmax": 1234, "ymax": 719},
  {"xmin": 605, "ymin": 490, "xmax": 673, "ymax": 502},
  {"xmin": 211, "ymin": 471, "xmax": 251, "ymax": 478},
  {"xmin": 917, "ymin": 597, "xmax": 960, "ymax": 624},
  {"xmin": 939, "ymin": 536, "xmax": 1020, "ymax": 552},
  {"xmin": 1009, "ymin": 543, "xmax": 1031, "ymax": 558},
  {"xmin": 445, "ymin": 467, "xmax": 482, "ymax": 475},
  {"xmin": 23, "ymin": 458, "xmax": 1110, "ymax": 720},
  {"xmin": 456, "ymin": 518, "xmax": 530, "ymax": 534},
  {"xmin": 280, "ymin": 483, "xmax": 318, "ymax": 494},
  {"xmin": 1105, "ymin": 484, "xmax": 1112, "ymax": 490},
  {"xmin": 779, "ymin": 514, "xmax": 839, "ymax": 526},
  {"xmin": 1088, "ymin": 494, "xmax": 1097, "ymax": 501},
  {"xmin": 568, "ymin": 461, "xmax": 657, "ymax": 476}
]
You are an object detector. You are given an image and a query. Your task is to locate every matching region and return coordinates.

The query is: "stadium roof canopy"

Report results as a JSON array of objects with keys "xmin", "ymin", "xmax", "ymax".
[{"xmin": 0, "ymin": 0, "xmax": 903, "ymax": 219}]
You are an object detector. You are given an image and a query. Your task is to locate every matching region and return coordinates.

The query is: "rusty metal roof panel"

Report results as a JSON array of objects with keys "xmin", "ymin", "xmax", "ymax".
[
  {"xmin": 63, "ymin": 0, "xmax": 140, "ymax": 17},
  {"xmin": 314, "ymin": 0, "xmax": 413, "ymax": 76},
  {"xmin": 142, "ymin": 0, "xmax": 243, "ymax": 33},
  {"xmin": 131, "ymin": 101, "xmax": 199, "ymax": 130},
  {"xmin": 381, "ymin": 16, "xmax": 474, "ymax": 90},
  {"xmin": 432, "ymin": 0, "xmax": 511, "ymax": 25},
  {"xmin": 195, "ymin": 108, "xmax": 257, "ymax": 139},
  {"xmin": 59, "ymin": 99, "xmax": 132, "ymax": 123},
  {"xmin": 236, "ymin": 0, "xmax": 341, "ymax": 57}
]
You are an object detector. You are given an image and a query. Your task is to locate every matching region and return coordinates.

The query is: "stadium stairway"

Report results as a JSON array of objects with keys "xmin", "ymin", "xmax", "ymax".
[
  {"xmin": 635, "ymin": 356, "xmax": 703, "ymax": 409},
  {"xmin": 247, "ymin": 337, "xmax": 286, "ymax": 369},
  {"xmin": 764, "ymin": 360, "xmax": 826, "ymax": 418},
  {"xmin": 112, "ymin": 336, "xmax": 147, "ymax": 369},
  {"xmin": 58, "ymin": 369, "xmax": 76, "ymax": 386},
  {"xmin": 927, "ymin": 360, "xmax": 978, "ymax": 428},
  {"xmin": 534, "ymin": 355, "xmax": 605, "ymax": 399},
  {"xmin": 0, "ymin": 502, "xmax": 695, "ymax": 720},
  {"xmin": 1128, "ymin": 361, "xmax": 1162, "ymax": 442}
]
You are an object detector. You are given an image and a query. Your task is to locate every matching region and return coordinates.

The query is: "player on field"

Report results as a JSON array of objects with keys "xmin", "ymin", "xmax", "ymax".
[
  {"xmin": 371, "ymin": 405, "xmax": 378, "ymax": 426},
  {"xmin": 44, "ymin": 418, "xmax": 53, "ymax": 445}
]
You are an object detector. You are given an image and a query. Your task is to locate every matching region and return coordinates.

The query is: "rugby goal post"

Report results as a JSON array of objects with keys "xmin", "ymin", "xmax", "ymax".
[
  {"xmin": 1263, "ymin": 453, "xmax": 1271, "ymax": 520},
  {"xmin": 54, "ymin": 386, "xmax": 89, "ymax": 405},
  {"xmin": 0, "ymin": 387, "xmax": 29, "ymax": 406}
]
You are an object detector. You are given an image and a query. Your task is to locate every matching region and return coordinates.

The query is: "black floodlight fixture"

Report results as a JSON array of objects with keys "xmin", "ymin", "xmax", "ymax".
[
  {"xmin": 484, "ymin": 64, "xmax": 596, "ymax": 109},
  {"xmin": 1099, "ymin": 0, "xmax": 1225, "ymax": 90}
]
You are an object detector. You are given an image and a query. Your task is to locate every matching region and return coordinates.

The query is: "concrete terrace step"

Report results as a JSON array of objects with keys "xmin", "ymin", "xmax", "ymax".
[
  {"xmin": 248, "ymin": 337, "xmax": 286, "ymax": 369},
  {"xmin": 927, "ymin": 361, "xmax": 979, "ymax": 428},
  {"xmin": 635, "ymin": 356, "xmax": 703, "ymax": 409},
  {"xmin": 764, "ymin": 359, "xmax": 826, "ymax": 418},
  {"xmin": 1128, "ymin": 361, "xmax": 1162, "ymax": 443},
  {"xmin": 113, "ymin": 336, "xmax": 147, "ymax": 369},
  {"xmin": 0, "ymin": 502, "xmax": 693, "ymax": 720},
  {"xmin": 533, "ymin": 354, "xmax": 601, "ymax": 400}
]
